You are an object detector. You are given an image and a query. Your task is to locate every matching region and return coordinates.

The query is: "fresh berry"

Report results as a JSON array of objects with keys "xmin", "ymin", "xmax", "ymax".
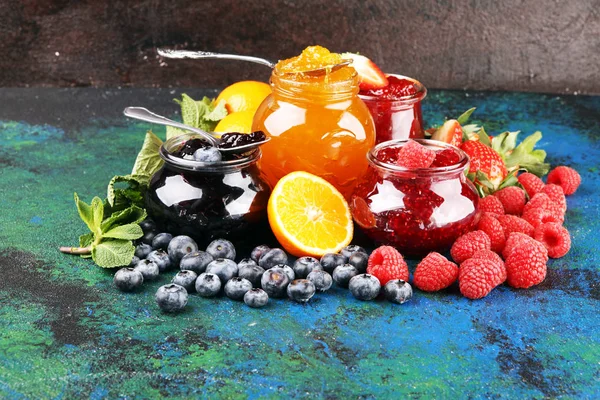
[
  {"xmin": 469, "ymin": 249, "xmax": 504, "ymax": 266},
  {"xmin": 459, "ymin": 258, "xmax": 506, "ymax": 299},
  {"xmin": 430, "ymin": 148, "xmax": 461, "ymax": 167},
  {"xmin": 279, "ymin": 265, "xmax": 296, "ymax": 282},
  {"xmin": 547, "ymin": 166, "xmax": 581, "ymax": 195},
  {"xmin": 518, "ymin": 172, "xmax": 545, "ymax": 198},
  {"xmin": 502, "ymin": 232, "xmax": 537, "ymax": 259},
  {"xmin": 332, "ymin": 264, "xmax": 359, "ymax": 288},
  {"xmin": 141, "ymin": 231, "xmax": 156, "ymax": 245},
  {"xmin": 450, "ymin": 231, "xmax": 491, "ymax": 264},
  {"xmin": 206, "ymin": 258, "xmax": 238, "ymax": 283},
  {"xmin": 367, "ymin": 246, "xmax": 409, "ymax": 285},
  {"xmin": 505, "ymin": 241, "xmax": 548, "ymax": 288},
  {"xmin": 151, "ymin": 233, "xmax": 173, "ymax": 251},
  {"xmin": 306, "ymin": 270, "xmax": 333, "ymax": 292},
  {"xmin": 497, "ymin": 215, "xmax": 534, "ymax": 237},
  {"xmin": 287, "ymin": 279, "xmax": 316, "ymax": 303},
  {"xmin": 113, "ymin": 268, "xmax": 144, "ymax": 292},
  {"xmin": 195, "ymin": 273, "xmax": 222, "ymax": 297},
  {"xmin": 250, "ymin": 245, "xmax": 271, "ymax": 263},
  {"xmin": 172, "ymin": 270, "xmax": 198, "ymax": 292},
  {"xmin": 206, "ymin": 239, "xmax": 236, "ymax": 260},
  {"xmin": 129, "ymin": 256, "xmax": 140, "ymax": 267},
  {"xmin": 155, "ymin": 284, "xmax": 188, "ymax": 313},
  {"xmin": 413, "ymin": 252, "xmax": 459, "ymax": 292},
  {"xmin": 320, "ymin": 253, "xmax": 347, "ymax": 274},
  {"xmin": 522, "ymin": 206, "xmax": 563, "ymax": 228},
  {"xmin": 147, "ymin": 249, "xmax": 171, "ymax": 272},
  {"xmin": 342, "ymin": 52, "xmax": 389, "ymax": 90},
  {"xmin": 340, "ymin": 245, "xmax": 367, "ymax": 261},
  {"xmin": 349, "ymin": 274, "xmax": 381, "ymax": 301},
  {"xmin": 167, "ymin": 235, "xmax": 198, "ymax": 264},
  {"xmin": 360, "ymin": 75, "xmax": 417, "ymax": 98},
  {"xmin": 259, "ymin": 248, "xmax": 288, "ymax": 269},
  {"xmin": 396, "ymin": 140, "xmax": 436, "ymax": 169},
  {"xmin": 224, "ymin": 277, "xmax": 253, "ymax": 301},
  {"xmin": 348, "ymin": 252, "xmax": 369, "ymax": 273},
  {"xmin": 139, "ymin": 219, "xmax": 157, "ymax": 234},
  {"xmin": 384, "ymin": 280, "xmax": 413, "ymax": 304},
  {"xmin": 523, "ymin": 193, "xmax": 564, "ymax": 221},
  {"xmin": 238, "ymin": 258, "xmax": 258, "ymax": 269},
  {"xmin": 542, "ymin": 184, "xmax": 567, "ymax": 214},
  {"xmin": 479, "ymin": 195, "xmax": 505, "ymax": 215},
  {"xmin": 244, "ymin": 288, "xmax": 269, "ymax": 308},
  {"xmin": 293, "ymin": 257, "xmax": 322, "ymax": 279},
  {"xmin": 179, "ymin": 251, "xmax": 214, "ymax": 274},
  {"xmin": 534, "ymin": 222, "xmax": 571, "ymax": 258},
  {"xmin": 460, "ymin": 140, "xmax": 507, "ymax": 187},
  {"xmin": 134, "ymin": 243, "xmax": 153, "ymax": 259},
  {"xmin": 193, "ymin": 146, "xmax": 222, "ymax": 163},
  {"xmin": 477, "ymin": 213, "xmax": 506, "ymax": 253},
  {"xmin": 134, "ymin": 259, "xmax": 160, "ymax": 281},
  {"xmin": 238, "ymin": 264, "xmax": 265, "ymax": 287},
  {"xmin": 494, "ymin": 186, "xmax": 526, "ymax": 215},
  {"xmin": 431, "ymin": 119, "xmax": 463, "ymax": 147},
  {"xmin": 261, "ymin": 267, "xmax": 290, "ymax": 298}
]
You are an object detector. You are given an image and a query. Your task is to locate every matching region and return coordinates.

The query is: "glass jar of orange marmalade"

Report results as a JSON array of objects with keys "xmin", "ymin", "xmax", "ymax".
[{"xmin": 252, "ymin": 47, "xmax": 376, "ymax": 198}]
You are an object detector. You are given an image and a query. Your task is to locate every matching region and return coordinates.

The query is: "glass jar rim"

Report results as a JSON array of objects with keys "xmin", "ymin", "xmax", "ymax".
[
  {"xmin": 358, "ymin": 74, "xmax": 427, "ymax": 105},
  {"xmin": 271, "ymin": 66, "xmax": 359, "ymax": 97},
  {"xmin": 368, "ymin": 139, "xmax": 469, "ymax": 177}
]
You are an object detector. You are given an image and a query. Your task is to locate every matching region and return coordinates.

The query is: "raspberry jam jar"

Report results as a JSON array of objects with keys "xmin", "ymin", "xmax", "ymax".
[
  {"xmin": 359, "ymin": 74, "xmax": 426, "ymax": 144},
  {"xmin": 145, "ymin": 133, "xmax": 271, "ymax": 247},
  {"xmin": 350, "ymin": 139, "xmax": 479, "ymax": 256}
]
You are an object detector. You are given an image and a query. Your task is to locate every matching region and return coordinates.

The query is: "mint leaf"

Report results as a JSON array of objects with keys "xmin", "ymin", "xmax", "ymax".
[
  {"xmin": 92, "ymin": 239, "xmax": 135, "ymax": 268},
  {"xmin": 107, "ymin": 175, "xmax": 143, "ymax": 207},
  {"xmin": 176, "ymin": 94, "xmax": 201, "ymax": 127},
  {"xmin": 166, "ymin": 125, "xmax": 189, "ymax": 140},
  {"xmin": 79, "ymin": 232, "xmax": 94, "ymax": 248},
  {"xmin": 74, "ymin": 193, "xmax": 97, "ymax": 233},
  {"xmin": 102, "ymin": 223, "xmax": 143, "ymax": 240},
  {"xmin": 100, "ymin": 205, "xmax": 146, "ymax": 233},
  {"xmin": 204, "ymin": 99, "xmax": 228, "ymax": 122},
  {"xmin": 457, "ymin": 107, "xmax": 476, "ymax": 125},
  {"xmin": 130, "ymin": 130, "xmax": 164, "ymax": 185},
  {"xmin": 504, "ymin": 131, "xmax": 551, "ymax": 177},
  {"xmin": 91, "ymin": 197, "xmax": 104, "ymax": 233}
]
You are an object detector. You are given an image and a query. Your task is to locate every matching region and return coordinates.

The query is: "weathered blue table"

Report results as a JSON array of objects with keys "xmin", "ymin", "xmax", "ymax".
[{"xmin": 1, "ymin": 88, "xmax": 599, "ymax": 398}]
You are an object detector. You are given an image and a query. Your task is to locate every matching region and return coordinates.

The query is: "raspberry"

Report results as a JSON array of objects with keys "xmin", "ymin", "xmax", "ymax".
[
  {"xmin": 469, "ymin": 249, "xmax": 504, "ymax": 266},
  {"xmin": 493, "ymin": 186, "xmax": 526, "ymax": 215},
  {"xmin": 542, "ymin": 184, "xmax": 567, "ymax": 214},
  {"xmin": 459, "ymin": 258, "xmax": 506, "ymax": 299},
  {"xmin": 523, "ymin": 193, "xmax": 565, "ymax": 220},
  {"xmin": 477, "ymin": 213, "xmax": 506, "ymax": 253},
  {"xmin": 522, "ymin": 206, "xmax": 563, "ymax": 228},
  {"xmin": 518, "ymin": 172, "xmax": 545, "ymax": 198},
  {"xmin": 367, "ymin": 246, "xmax": 409, "ymax": 285},
  {"xmin": 502, "ymin": 232, "xmax": 537, "ymax": 259},
  {"xmin": 547, "ymin": 166, "xmax": 581, "ymax": 196},
  {"xmin": 450, "ymin": 230, "xmax": 491, "ymax": 264},
  {"xmin": 413, "ymin": 252, "xmax": 459, "ymax": 292},
  {"xmin": 396, "ymin": 140, "xmax": 436, "ymax": 169},
  {"xmin": 534, "ymin": 222, "xmax": 571, "ymax": 258},
  {"xmin": 497, "ymin": 215, "xmax": 534, "ymax": 237},
  {"xmin": 505, "ymin": 240, "xmax": 548, "ymax": 288},
  {"xmin": 479, "ymin": 195, "xmax": 505, "ymax": 215}
]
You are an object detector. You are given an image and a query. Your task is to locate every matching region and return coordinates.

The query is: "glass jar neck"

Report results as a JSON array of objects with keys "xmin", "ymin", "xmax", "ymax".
[{"xmin": 270, "ymin": 69, "xmax": 359, "ymax": 102}]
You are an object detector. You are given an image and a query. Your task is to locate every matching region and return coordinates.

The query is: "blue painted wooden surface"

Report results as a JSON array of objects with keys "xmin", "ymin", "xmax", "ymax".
[{"xmin": 0, "ymin": 89, "xmax": 599, "ymax": 399}]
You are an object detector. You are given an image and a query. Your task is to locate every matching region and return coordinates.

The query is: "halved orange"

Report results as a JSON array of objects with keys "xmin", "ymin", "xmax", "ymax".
[{"xmin": 268, "ymin": 171, "xmax": 353, "ymax": 257}]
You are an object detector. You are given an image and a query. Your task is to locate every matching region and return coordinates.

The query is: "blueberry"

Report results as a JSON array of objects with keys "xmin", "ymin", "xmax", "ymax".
[
  {"xmin": 238, "ymin": 264, "xmax": 265, "ymax": 287},
  {"xmin": 261, "ymin": 267, "xmax": 290, "ymax": 298},
  {"xmin": 293, "ymin": 257, "xmax": 322, "ymax": 279},
  {"xmin": 287, "ymin": 279, "xmax": 316, "ymax": 303},
  {"xmin": 141, "ymin": 231, "xmax": 156, "ymax": 245},
  {"xmin": 224, "ymin": 277, "xmax": 253, "ymax": 301},
  {"xmin": 278, "ymin": 264, "xmax": 295, "ymax": 282},
  {"xmin": 340, "ymin": 245, "xmax": 367, "ymax": 261},
  {"xmin": 206, "ymin": 258, "xmax": 238, "ymax": 283},
  {"xmin": 134, "ymin": 243, "xmax": 153, "ymax": 259},
  {"xmin": 152, "ymin": 233, "xmax": 173, "ymax": 250},
  {"xmin": 134, "ymin": 259, "xmax": 160, "ymax": 281},
  {"xmin": 238, "ymin": 258, "xmax": 258, "ymax": 269},
  {"xmin": 349, "ymin": 274, "xmax": 381, "ymax": 301},
  {"xmin": 155, "ymin": 284, "xmax": 188, "ymax": 313},
  {"xmin": 348, "ymin": 252, "xmax": 369, "ymax": 273},
  {"xmin": 139, "ymin": 219, "xmax": 157, "ymax": 234},
  {"xmin": 195, "ymin": 273, "xmax": 222, "ymax": 297},
  {"xmin": 244, "ymin": 288, "xmax": 269, "ymax": 308},
  {"xmin": 250, "ymin": 245, "xmax": 271, "ymax": 263},
  {"xmin": 179, "ymin": 251, "xmax": 214, "ymax": 274},
  {"xmin": 332, "ymin": 264, "xmax": 359, "ymax": 288},
  {"xmin": 128, "ymin": 255, "xmax": 140, "ymax": 267},
  {"xmin": 172, "ymin": 270, "xmax": 198, "ymax": 292},
  {"xmin": 193, "ymin": 146, "xmax": 222, "ymax": 162},
  {"xmin": 167, "ymin": 235, "xmax": 198, "ymax": 265},
  {"xmin": 306, "ymin": 270, "xmax": 333, "ymax": 292},
  {"xmin": 113, "ymin": 268, "xmax": 144, "ymax": 292},
  {"xmin": 147, "ymin": 249, "xmax": 172, "ymax": 272},
  {"xmin": 320, "ymin": 253, "xmax": 346, "ymax": 273},
  {"xmin": 384, "ymin": 280, "xmax": 413, "ymax": 304},
  {"xmin": 259, "ymin": 248, "xmax": 288, "ymax": 269},
  {"xmin": 206, "ymin": 239, "xmax": 236, "ymax": 260}
]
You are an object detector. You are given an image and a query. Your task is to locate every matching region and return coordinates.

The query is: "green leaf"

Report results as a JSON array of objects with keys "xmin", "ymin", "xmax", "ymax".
[
  {"xmin": 102, "ymin": 223, "xmax": 144, "ymax": 240},
  {"xmin": 92, "ymin": 239, "xmax": 135, "ymax": 268},
  {"xmin": 79, "ymin": 232, "xmax": 94, "ymax": 248},
  {"xmin": 491, "ymin": 131, "xmax": 520, "ymax": 157},
  {"xmin": 478, "ymin": 126, "xmax": 491, "ymax": 147},
  {"xmin": 462, "ymin": 124, "xmax": 481, "ymax": 141},
  {"xmin": 503, "ymin": 131, "xmax": 551, "ymax": 177},
  {"xmin": 476, "ymin": 171, "xmax": 496, "ymax": 190},
  {"xmin": 497, "ymin": 174, "xmax": 519, "ymax": 191},
  {"xmin": 107, "ymin": 175, "xmax": 142, "ymax": 207},
  {"xmin": 457, "ymin": 107, "xmax": 476, "ymax": 125},
  {"xmin": 204, "ymin": 99, "xmax": 228, "ymax": 122},
  {"xmin": 100, "ymin": 205, "xmax": 146, "ymax": 233},
  {"xmin": 176, "ymin": 94, "xmax": 201, "ymax": 127},
  {"xmin": 130, "ymin": 130, "xmax": 164, "ymax": 185},
  {"xmin": 74, "ymin": 193, "xmax": 97, "ymax": 233},
  {"xmin": 91, "ymin": 196, "xmax": 104, "ymax": 232},
  {"xmin": 166, "ymin": 125, "xmax": 189, "ymax": 140}
]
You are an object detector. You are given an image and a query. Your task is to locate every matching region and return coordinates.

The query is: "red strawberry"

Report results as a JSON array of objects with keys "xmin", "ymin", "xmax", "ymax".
[
  {"xmin": 460, "ymin": 140, "xmax": 508, "ymax": 188},
  {"xmin": 432, "ymin": 119, "xmax": 463, "ymax": 147},
  {"xmin": 342, "ymin": 53, "xmax": 388, "ymax": 91},
  {"xmin": 413, "ymin": 252, "xmax": 459, "ymax": 292},
  {"xmin": 367, "ymin": 246, "xmax": 409, "ymax": 285}
]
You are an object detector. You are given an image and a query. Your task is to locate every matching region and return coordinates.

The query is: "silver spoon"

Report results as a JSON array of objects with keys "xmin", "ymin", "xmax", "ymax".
[
  {"xmin": 157, "ymin": 48, "xmax": 352, "ymax": 75},
  {"xmin": 123, "ymin": 107, "xmax": 269, "ymax": 154}
]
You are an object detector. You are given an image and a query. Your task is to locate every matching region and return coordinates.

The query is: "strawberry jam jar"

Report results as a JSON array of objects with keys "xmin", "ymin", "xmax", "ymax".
[
  {"xmin": 350, "ymin": 139, "xmax": 479, "ymax": 257},
  {"xmin": 359, "ymin": 74, "xmax": 426, "ymax": 144}
]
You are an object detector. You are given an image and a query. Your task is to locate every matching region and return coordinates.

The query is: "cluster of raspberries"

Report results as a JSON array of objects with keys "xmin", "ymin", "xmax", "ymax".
[{"xmin": 365, "ymin": 165, "xmax": 581, "ymax": 300}]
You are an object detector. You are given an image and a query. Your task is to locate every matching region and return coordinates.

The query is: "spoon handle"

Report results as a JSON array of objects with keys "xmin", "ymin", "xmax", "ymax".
[
  {"xmin": 123, "ymin": 107, "xmax": 220, "ymax": 147},
  {"xmin": 157, "ymin": 48, "xmax": 275, "ymax": 68}
]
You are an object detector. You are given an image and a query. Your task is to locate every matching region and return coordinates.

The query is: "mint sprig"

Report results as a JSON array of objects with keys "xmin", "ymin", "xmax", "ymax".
[{"xmin": 167, "ymin": 94, "xmax": 228, "ymax": 139}]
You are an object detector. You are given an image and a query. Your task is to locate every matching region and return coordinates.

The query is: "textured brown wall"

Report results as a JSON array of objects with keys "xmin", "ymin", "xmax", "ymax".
[{"xmin": 1, "ymin": 0, "xmax": 599, "ymax": 94}]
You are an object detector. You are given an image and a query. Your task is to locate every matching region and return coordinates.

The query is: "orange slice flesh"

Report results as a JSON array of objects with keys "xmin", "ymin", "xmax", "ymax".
[{"xmin": 268, "ymin": 171, "xmax": 353, "ymax": 257}]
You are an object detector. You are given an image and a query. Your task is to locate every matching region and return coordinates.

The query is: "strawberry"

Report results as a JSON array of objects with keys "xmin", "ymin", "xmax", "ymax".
[
  {"xmin": 460, "ymin": 140, "xmax": 508, "ymax": 188},
  {"xmin": 342, "ymin": 53, "xmax": 388, "ymax": 91},
  {"xmin": 431, "ymin": 119, "xmax": 463, "ymax": 147}
]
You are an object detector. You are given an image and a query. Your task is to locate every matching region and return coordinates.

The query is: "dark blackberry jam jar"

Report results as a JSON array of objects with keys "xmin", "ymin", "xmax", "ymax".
[
  {"xmin": 350, "ymin": 139, "xmax": 479, "ymax": 257},
  {"xmin": 146, "ymin": 133, "xmax": 271, "ymax": 247}
]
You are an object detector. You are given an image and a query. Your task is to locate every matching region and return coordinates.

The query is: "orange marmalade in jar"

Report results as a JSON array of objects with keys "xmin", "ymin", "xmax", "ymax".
[{"xmin": 252, "ymin": 46, "xmax": 376, "ymax": 198}]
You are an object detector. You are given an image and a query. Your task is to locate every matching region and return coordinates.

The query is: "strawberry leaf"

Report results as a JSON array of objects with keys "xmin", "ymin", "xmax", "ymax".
[
  {"xmin": 462, "ymin": 124, "xmax": 481, "ymax": 141},
  {"xmin": 503, "ymin": 131, "xmax": 550, "ymax": 177},
  {"xmin": 457, "ymin": 108, "xmax": 476, "ymax": 125},
  {"xmin": 497, "ymin": 174, "xmax": 519, "ymax": 191},
  {"xmin": 478, "ymin": 126, "xmax": 491, "ymax": 147},
  {"xmin": 491, "ymin": 131, "xmax": 519, "ymax": 156}
]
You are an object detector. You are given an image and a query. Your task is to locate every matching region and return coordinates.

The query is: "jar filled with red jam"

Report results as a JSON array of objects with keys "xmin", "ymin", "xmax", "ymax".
[
  {"xmin": 359, "ymin": 74, "xmax": 426, "ymax": 144},
  {"xmin": 350, "ymin": 139, "xmax": 479, "ymax": 257}
]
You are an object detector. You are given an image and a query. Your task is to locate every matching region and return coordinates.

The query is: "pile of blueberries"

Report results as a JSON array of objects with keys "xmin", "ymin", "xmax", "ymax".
[{"xmin": 113, "ymin": 220, "xmax": 413, "ymax": 313}]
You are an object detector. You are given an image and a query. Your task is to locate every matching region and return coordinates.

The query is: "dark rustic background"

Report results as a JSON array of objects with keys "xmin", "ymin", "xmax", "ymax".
[{"xmin": 1, "ymin": 0, "xmax": 599, "ymax": 94}]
